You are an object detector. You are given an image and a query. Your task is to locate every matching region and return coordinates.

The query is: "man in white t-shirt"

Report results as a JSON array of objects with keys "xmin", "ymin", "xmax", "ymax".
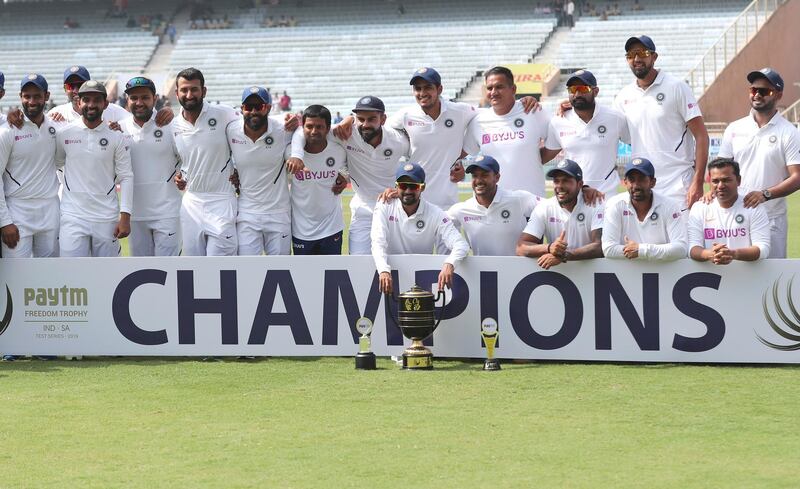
[
  {"xmin": 516, "ymin": 159, "xmax": 604, "ymax": 269},
  {"xmin": 372, "ymin": 162, "xmax": 469, "ymax": 294},
  {"xmin": 602, "ymin": 157, "xmax": 686, "ymax": 261},
  {"xmin": 688, "ymin": 158, "xmax": 770, "ymax": 263},
  {"xmin": 447, "ymin": 155, "xmax": 540, "ymax": 256},
  {"xmin": 613, "ymin": 35, "xmax": 709, "ymax": 208},
  {"xmin": 717, "ymin": 68, "xmax": 800, "ymax": 258}
]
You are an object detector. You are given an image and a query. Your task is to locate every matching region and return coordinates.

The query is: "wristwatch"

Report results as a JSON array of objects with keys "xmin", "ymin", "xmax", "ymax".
[{"xmin": 762, "ymin": 189, "xmax": 772, "ymax": 201}]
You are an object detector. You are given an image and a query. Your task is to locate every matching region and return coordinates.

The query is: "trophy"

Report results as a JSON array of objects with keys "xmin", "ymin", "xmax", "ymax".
[
  {"xmin": 392, "ymin": 285, "xmax": 446, "ymax": 370},
  {"xmin": 481, "ymin": 317, "xmax": 501, "ymax": 371},
  {"xmin": 355, "ymin": 317, "xmax": 376, "ymax": 370}
]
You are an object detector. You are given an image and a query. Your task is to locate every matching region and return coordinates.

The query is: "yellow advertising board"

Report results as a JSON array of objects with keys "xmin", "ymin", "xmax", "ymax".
[{"xmin": 505, "ymin": 64, "xmax": 560, "ymax": 95}]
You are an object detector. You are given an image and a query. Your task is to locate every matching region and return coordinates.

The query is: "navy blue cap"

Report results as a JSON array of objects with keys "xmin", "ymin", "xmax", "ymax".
[
  {"xmin": 547, "ymin": 159, "xmax": 583, "ymax": 181},
  {"xmin": 625, "ymin": 35, "xmax": 656, "ymax": 52},
  {"xmin": 242, "ymin": 85, "xmax": 272, "ymax": 104},
  {"xmin": 396, "ymin": 162, "xmax": 426, "ymax": 183},
  {"xmin": 353, "ymin": 95, "xmax": 385, "ymax": 113},
  {"xmin": 624, "ymin": 157, "xmax": 655, "ymax": 178},
  {"xmin": 63, "ymin": 65, "xmax": 90, "ymax": 82},
  {"xmin": 566, "ymin": 69, "xmax": 597, "ymax": 87},
  {"xmin": 0, "ymin": 71, "xmax": 5, "ymax": 89},
  {"xmin": 747, "ymin": 68, "xmax": 784, "ymax": 92},
  {"xmin": 409, "ymin": 67, "xmax": 441, "ymax": 86},
  {"xmin": 125, "ymin": 76, "xmax": 156, "ymax": 94},
  {"xmin": 466, "ymin": 155, "xmax": 500, "ymax": 174},
  {"xmin": 21, "ymin": 74, "xmax": 48, "ymax": 92}
]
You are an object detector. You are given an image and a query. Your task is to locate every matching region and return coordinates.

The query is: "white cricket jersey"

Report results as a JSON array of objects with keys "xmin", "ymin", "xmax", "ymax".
[
  {"xmin": 48, "ymin": 101, "xmax": 130, "ymax": 123},
  {"xmin": 463, "ymin": 101, "xmax": 551, "ymax": 196},
  {"xmin": 289, "ymin": 142, "xmax": 346, "ymax": 240},
  {"xmin": 613, "ymin": 70, "xmax": 702, "ymax": 201},
  {"xmin": 447, "ymin": 187, "xmax": 541, "ymax": 256},
  {"xmin": 227, "ymin": 116, "xmax": 292, "ymax": 215},
  {"xmin": 388, "ymin": 98, "xmax": 477, "ymax": 208},
  {"xmin": 0, "ymin": 114, "xmax": 6, "ymax": 126},
  {"xmin": 602, "ymin": 191, "xmax": 686, "ymax": 260},
  {"xmin": 371, "ymin": 197, "xmax": 469, "ymax": 273},
  {"xmin": 546, "ymin": 104, "xmax": 630, "ymax": 194},
  {"xmin": 718, "ymin": 111, "xmax": 800, "ymax": 219},
  {"xmin": 119, "ymin": 115, "xmax": 181, "ymax": 221},
  {"xmin": 172, "ymin": 103, "xmax": 239, "ymax": 195},
  {"xmin": 55, "ymin": 118, "xmax": 133, "ymax": 221},
  {"xmin": 688, "ymin": 195, "xmax": 770, "ymax": 259},
  {"xmin": 522, "ymin": 193, "xmax": 603, "ymax": 249},
  {"xmin": 0, "ymin": 115, "xmax": 59, "ymax": 228}
]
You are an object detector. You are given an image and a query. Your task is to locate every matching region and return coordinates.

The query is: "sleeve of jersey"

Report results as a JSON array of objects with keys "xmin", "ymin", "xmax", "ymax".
[
  {"xmin": 0, "ymin": 129, "xmax": 14, "ymax": 227},
  {"xmin": 54, "ymin": 133, "xmax": 66, "ymax": 169},
  {"xmin": 686, "ymin": 204, "xmax": 705, "ymax": 251},
  {"xmin": 445, "ymin": 204, "xmax": 462, "ymax": 231},
  {"xmin": 370, "ymin": 202, "xmax": 392, "ymax": 274},
  {"xmin": 437, "ymin": 213, "xmax": 469, "ymax": 268},
  {"xmin": 640, "ymin": 206, "xmax": 687, "ymax": 261},
  {"xmin": 617, "ymin": 111, "xmax": 632, "ymax": 145},
  {"xmin": 462, "ymin": 117, "xmax": 481, "ymax": 155},
  {"xmin": 115, "ymin": 137, "xmax": 134, "ymax": 215},
  {"xmin": 717, "ymin": 127, "xmax": 734, "ymax": 158},
  {"xmin": 387, "ymin": 111, "xmax": 405, "ymax": 132},
  {"xmin": 590, "ymin": 205, "xmax": 604, "ymax": 231},
  {"xmin": 600, "ymin": 201, "xmax": 625, "ymax": 259},
  {"xmin": 289, "ymin": 129, "xmax": 305, "ymax": 160},
  {"xmin": 522, "ymin": 206, "xmax": 546, "ymax": 240},
  {"xmin": 749, "ymin": 207, "xmax": 771, "ymax": 260},
  {"xmin": 678, "ymin": 83, "xmax": 702, "ymax": 122},
  {"xmin": 544, "ymin": 119, "xmax": 562, "ymax": 151},
  {"xmin": 782, "ymin": 128, "xmax": 800, "ymax": 166}
]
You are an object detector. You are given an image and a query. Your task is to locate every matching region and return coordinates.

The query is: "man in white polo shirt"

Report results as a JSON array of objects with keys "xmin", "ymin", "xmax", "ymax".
[
  {"xmin": 119, "ymin": 76, "xmax": 182, "ymax": 256},
  {"xmin": 228, "ymin": 86, "xmax": 293, "ymax": 255},
  {"xmin": 171, "ymin": 67, "xmax": 240, "ymax": 256},
  {"xmin": 447, "ymin": 155, "xmax": 540, "ymax": 256},
  {"xmin": 372, "ymin": 162, "xmax": 469, "ymax": 294},
  {"xmin": 517, "ymin": 159, "xmax": 603, "ymax": 269},
  {"xmin": 602, "ymin": 157, "xmax": 686, "ymax": 261},
  {"xmin": 0, "ymin": 74, "xmax": 60, "ymax": 257},
  {"xmin": 55, "ymin": 80, "xmax": 133, "ymax": 257},
  {"xmin": 614, "ymin": 35, "xmax": 709, "ymax": 208},
  {"xmin": 688, "ymin": 158, "xmax": 770, "ymax": 264},
  {"xmin": 543, "ymin": 70, "xmax": 630, "ymax": 196},
  {"xmin": 717, "ymin": 68, "xmax": 800, "ymax": 259}
]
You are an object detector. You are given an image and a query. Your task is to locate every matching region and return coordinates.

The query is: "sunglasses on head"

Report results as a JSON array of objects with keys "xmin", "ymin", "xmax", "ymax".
[
  {"xmin": 396, "ymin": 182, "xmax": 424, "ymax": 190},
  {"xmin": 567, "ymin": 85, "xmax": 593, "ymax": 95},
  {"xmin": 64, "ymin": 81, "xmax": 84, "ymax": 91},
  {"xmin": 243, "ymin": 103, "xmax": 268, "ymax": 111},
  {"xmin": 625, "ymin": 49, "xmax": 653, "ymax": 60},
  {"xmin": 749, "ymin": 87, "xmax": 776, "ymax": 97}
]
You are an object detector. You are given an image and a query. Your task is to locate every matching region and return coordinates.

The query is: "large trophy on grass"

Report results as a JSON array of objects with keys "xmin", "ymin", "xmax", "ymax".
[{"xmin": 392, "ymin": 285, "xmax": 447, "ymax": 370}]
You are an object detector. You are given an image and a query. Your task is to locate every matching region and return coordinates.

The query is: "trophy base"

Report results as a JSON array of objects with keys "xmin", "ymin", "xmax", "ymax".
[
  {"xmin": 402, "ymin": 343, "xmax": 433, "ymax": 370},
  {"xmin": 355, "ymin": 352, "xmax": 376, "ymax": 370},
  {"xmin": 483, "ymin": 358, "xmax": 501, "ymax": 371}
]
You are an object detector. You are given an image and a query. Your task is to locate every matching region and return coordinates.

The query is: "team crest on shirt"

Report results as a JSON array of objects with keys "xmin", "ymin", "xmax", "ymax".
[
  {"xmin": 444, "ymin": 119, "xmax": 454, "ymax": 128},
  {"xmin": 384, "ymin": 149, "xmax": 393, "ymax": 157},
  {"xmin": 99, "ymin": 138, "xmax": 108, "ymax": 147},
  {"xmin": 48, "ymin": 127, "xmax": 56, "ymax": 135},
  {"xmin": 501, "ymin": 209, "xmax": 511, "ymax": 219},
  {"xmin": 656, "ymin": 93, "xmax": 665, "ymax": 103},
  {"xmin": 576, "ymin": 213, "xmax": 585, "ymax": 222},
  {"xmin": 650, "ymin": 212, "xmax": 658, "ymax": 221},
  {"xmin": 266, "ymin": 136, "xmax": 274, "ymax": 146},
  {"xmin": 598, "ymin": 125, "xmax": 607, "ymax": 134},
  {"xmin": 416, "ymin": 220, "xmax": 425, "ymax": 229},
  {"xmin": 154, "ymin": 129, "xmax": 163, "ymax": 139},
  {"xmin": 326, "ymin": 157, "xmax": 335, "ymax": 167},
  {"xmin": 769, "ymin": 135, "xmax": 778, "ymax": 144},
  {"xmin": 736, "ymin": 214, "xmax": 744, "ymax": 224},
  {"xmin": 514, "ymin": 118, "xmax": 524, "ymax": 128},
  {"xmin": 208, "ymin": 118, "xmax": 217, "ymax": 127}
]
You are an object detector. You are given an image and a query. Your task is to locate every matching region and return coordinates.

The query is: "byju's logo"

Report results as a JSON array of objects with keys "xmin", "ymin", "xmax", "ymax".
[
  {"xmin": 0, "ymin": 286, "xmax": 13, "ymax": 337},
  {"xmin": 758, "ymin": 275, "xmax": 800, "ymax": 351}
]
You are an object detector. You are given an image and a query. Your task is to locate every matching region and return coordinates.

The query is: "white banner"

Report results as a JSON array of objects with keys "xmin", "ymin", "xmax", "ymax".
[{"xmin": 1, "ymin": 256, "xmax": 799, "ymax": 363}]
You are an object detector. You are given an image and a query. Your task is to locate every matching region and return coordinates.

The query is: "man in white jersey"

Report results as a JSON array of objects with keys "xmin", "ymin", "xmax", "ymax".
[
  {"xmin": 48, "ymin": 66, "xmax": 130, "ymax": 123},
  {"xmin": 289, "ymin": 104, "xmax": 347, "ymax": 255},
  {"xmin": 372, "ymin": 162, "xmax": 469, "ymax": 294},
  {"xmin": 543, "ymin": 70, "xmax": 630, "ymax": 196},
  {"xmin": 688, "ymin": 158, "xmax": 770, "ymax": 263},
  {"xmin": 602, "ymin": 157, "xmax": 686, "ymax": 261},
  {"xmin": 447, "ymin": 155, "xmax": 540, "ymax": 256},
  {"xmin": 517, "ymin": 159, "xmax": 603, "ymax": 269},
  {"xmin": 228, "ymin": 86, "xmax": 293, "ymax": 255},
  {"xmin": 613, "ymin": 35, "xmax": 709, "ymax": 207},
  {"xmin": 463, "ymin": 66, "xmax": 551, "ymax": 196},
  {"xmin": 171, "ymin": 68, "xmax": 240, "ymax": 256},
  {"xmin": 717, "ymin": 68, "xmax": 800, "ymax": 259},
  {"xmin": 55, "ymin": 80, "xmax": 133, "ymax": 257},
  {"xmin": 0, "ymin": 74, "xmax": 60, "ymax": 257},
  {"xmin": 119, "ymin": 76, "xmax": 182, "ymax": 256}
]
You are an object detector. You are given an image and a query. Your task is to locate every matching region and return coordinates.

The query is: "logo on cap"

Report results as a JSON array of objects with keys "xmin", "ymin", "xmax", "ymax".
[
  {"xmin": 403, "ymin": 164, "xmax": 414, "ymax": 171},
  {"xmin": 326, "ymin": 157, "xmax": 335, "ymax": 167},
  {"xmin": 266, "ymin": 136, "xmax": 274, "ymax": 146},
  {"xmin": 656, "ymin": 93, "xmax": 665, "ymax": 102},
  {"xmin": 769, "ymin": 135, "xmax": 778, "ymax": 144},
  {"xmin": 650, "ymin": 212, "xmax": 658, "ymax": 221},
  {"xmin": 48, "ymin": 127, "xmax": 56, "ymax": 135},
  {"xmin": 208, "ymin": 118, "xmax": 217, "ymax": 127},
  {"xmin": 632, "ymin": 158, "xmax": 642, "ymax": 165},
  {"xmin": 249, "ymin": 86, "xmax": 259, "ymax": 93},
  {"xmin": 576, "ymin": 213, "xmax": 585, "ymax": 222},
  {"xmin": 416, "ymin": 68, "xmax": 427, "ymax": 74},
  {"xmin": 575, "ymin": 69, "xmax": 585, "ymax": 75},
  {"xmin": 100, "ymin": 138, "xmax": 108, "ymax": 147},
  {"xmin": 384, "ymin": 149, "xmax": 393, "ymax": 157},
  {"xmin": 70, "ymin": 66, "xmax": 79, "ymax": 73},
  {"xmin": 598, "ymin": 125, "xmax": 607, "ymax": 134},
  {"xmin": 514, "ymin": 118, "xmax": 524, "ymax": 128},
  {"xmin": 557, "ymin": 160, "xmax": 567, "ymax": 168},
  {"xmin": 501, "ymin": 210, "xmax": 511, "ymax": 219},
  {"xmin": 27, "ymin": 74, "xmax": 37, "ymax": 80},
  {"xmin": 736, "ymin": 214, "xmax": 744, "ymax": 224},
  {"xmin": 361, "ymin": 97, "xmax": 371, "ymax": 104},
  {"xmin": 416, "ymin": 220, "xmax": 425, "ymax": 229},
  {"xmin": 444, "ymin": 119, "xmax": 454, "ymax": 128}
]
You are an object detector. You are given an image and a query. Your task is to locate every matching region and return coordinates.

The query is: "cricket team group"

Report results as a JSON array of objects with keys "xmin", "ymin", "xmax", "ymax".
[{"xmin": 1, "ymin": 34, "xmax": 799, "ymax": 293}]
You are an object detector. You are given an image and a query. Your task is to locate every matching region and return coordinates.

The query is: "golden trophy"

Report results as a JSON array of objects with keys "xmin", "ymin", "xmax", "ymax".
[
  {"xmin": 355, "ymin": 317, "xmax": 376, "ymax": 370},
  {"xmin": 481, "ymin": 317, "xmax": 501, "ymax": 371},
  {"xmin": 392, "ymin": 285, "xmax": 446, "ymax": 370}
]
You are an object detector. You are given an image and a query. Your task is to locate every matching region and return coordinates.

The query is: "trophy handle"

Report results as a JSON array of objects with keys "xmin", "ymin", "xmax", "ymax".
[{"xmin": 432, "ymin": 289, "xmax": 446, "ymax": 330}]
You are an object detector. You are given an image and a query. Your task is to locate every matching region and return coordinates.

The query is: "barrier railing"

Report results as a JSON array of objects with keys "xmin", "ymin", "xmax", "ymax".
[{"xmin": 782, "ymin": 98, "xmax": 800, "ymax": 128}]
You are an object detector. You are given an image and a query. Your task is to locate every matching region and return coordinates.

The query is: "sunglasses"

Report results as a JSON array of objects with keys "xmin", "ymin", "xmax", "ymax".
[
  {"xmin": 567, "ymin": 85, "xmax": 593, "ymax": 95},
  {"xmin": 64, "ymin": 82, "xmax": 84, "ymax": 91},
  {"xmin": 396, "ymin": 182, "xmax": 424, "ymax": 190},
  {"xmin": 243, "ymin": 103, "xmax": 268, "ymax": 111},
  {"xmin": 625, "ymin": 49, "xmax": 653, "ymax": 60},
  {"xmin": 749, "ymin": 87, "xmax": 775, "ymax": 97}
]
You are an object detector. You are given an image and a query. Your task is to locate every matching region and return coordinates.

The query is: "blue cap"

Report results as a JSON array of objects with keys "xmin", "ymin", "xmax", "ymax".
[
  {"xmin": 63, "ymin": 65, "xmax": 90, "ymax": 82},
  {"xmin": 625, "ymin": 35, "xmax": 656, "ymax": 52},
  {"xmin": 353, "ymin": 95, "xmax": 385, "ymax": 113},
  {"xmin": 396, "ymin": 162, "xmax": 426, "ymax": 183},
  {"xmin": 466, "ymin": 155, "xmax": 500, "ymax": 174},
  {"xmin": 547, "ymin": 159, "xmax": 583, "ymax": 181},
  {"xmin": 242, "ymin": 85, "xmax": 272, "ymax": 104},
  {"xmin": 410, "ymin": 67, "xmax": 441, "ymax": 86},
  {"xmin": 21, "ymin": 74, "xmax": 48, "ymax": 92},
  {"xmin": 125, "ymin": 76, "xmax": 156, "ymax": 94},
  {"xmin": 0, "ymin": 71, "xmax": 4, "ymax": 89},
  {"xmin": 624, "ymin": 157, "xmax": 656, "ymax": 177},
  {"xmin": 566, "ymin": 69, "xmax": 597, "ymax": 87},
  {"xmin": 747, "ymin": 68, "xmax": 784, "ymax": 92}
]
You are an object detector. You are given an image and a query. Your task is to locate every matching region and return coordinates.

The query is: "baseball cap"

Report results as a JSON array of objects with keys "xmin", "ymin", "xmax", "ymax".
[
  {"xmin": 410, "ymin": 67, "xmax": 441, "ymax": 86},
  {"xmin": 21, "ymin": 74, "xmax": 48, "ymax": 92},
  {"xmin": 0, "ymin": 71, "xmax": 5, "ymax": 89},
  {"xmin": 747, "ymin": 68, "xmax": 784, "ymax": 92},
  {"xmin": 624, "ymin": 157, "xmax": 656, "ymax": 178},
  {"xmin": 242, "ymin": 85, "xmax": 272, "ymax": 104},
  {"xmin": 63, "ymin": 65, "xmax": 90, "ymax": 82},
  {"xmin": 547, "ymin": 159, "xmax": 583, "ymax": 181},
  {"xmin": 77, "ymin": 80, "xmax": 107, "ymax": 97},
  {"xmin": 624, "ymin": 35, "xmax": 656, "ymax": 52},
  {"xmin": 566, "ymin": 69, "xmax": 597, "ymax": 87},
  {"xmin": 125, "ymin": 76, "xmax": 156, "ymax": 94},
  {"xmin": 466, "ymin": 155, "xmax": 500, "ymax": 174},
  {"xmin": 396, "ymin": 162, "xmax": 426, "ymax": 183},
  {"xmin": 353, "ymin": 95, "xmax": 385, "ymax": 113}
]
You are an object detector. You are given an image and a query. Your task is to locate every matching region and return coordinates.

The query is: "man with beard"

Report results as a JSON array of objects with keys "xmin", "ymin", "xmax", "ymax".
[
  {"xmin": 49, "ymin": 66, "xmax": 130, "ymax": 123},
  {"xmin": 371, "ymin": 162, "xmax": 468, "ymax": 294},
  {"xmin": 716, "ymin": 68, "xmax": 800, "ymax": 258},
  {"xmin": 119, "ymin": 76, "xmax": 182, "ymax": 256},
  {"xmin": 543, "ymin": 70, "xmax": 630, "ymax": 197},
  {"xmin": 227, "ymin": 86, "xmax": 293, "ymax": 255},
  {"xmin": 0, "ymin": 74, "xmax": 60, "ymax": 257},
  {"xmin": 613, "ymin": 35, "xmax": 709, "ymax": 208},
  {"xmin": 171, "ymin": 67, "xmax": 240, "ymax": 256},
  {"xmin": 516, "ymin": 159, "xmax": 603, "ymax": 269},
  {"xmin": 602, "ymin": 158, "xmax": 686, "ymax": 261},
  {"xmin": 54, "ymin": 80, "xmax": 133, "ymax": 257}
]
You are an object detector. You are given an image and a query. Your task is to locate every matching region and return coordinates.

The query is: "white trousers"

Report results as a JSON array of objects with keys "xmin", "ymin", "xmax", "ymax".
[{"xmin": 129, "ymin": 217, "xmax": 182, "ymax": 256}]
